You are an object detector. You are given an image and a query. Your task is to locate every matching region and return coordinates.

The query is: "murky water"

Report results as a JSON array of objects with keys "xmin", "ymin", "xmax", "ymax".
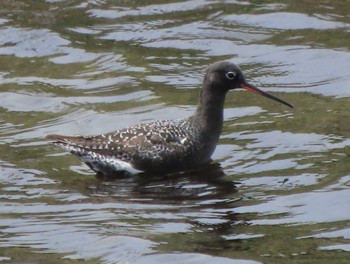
[{"xmin": 0, "ymin": 0, "xmax": 350, "ymax": 263}]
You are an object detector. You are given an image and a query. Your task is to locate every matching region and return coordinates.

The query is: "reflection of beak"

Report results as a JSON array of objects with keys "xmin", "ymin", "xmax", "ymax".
[{"xmin": 240, "ymin": 82, "xmax": 293, "ymax": 108}]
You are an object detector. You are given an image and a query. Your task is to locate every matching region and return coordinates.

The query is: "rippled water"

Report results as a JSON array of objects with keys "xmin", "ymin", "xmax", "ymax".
[{"xmin": 1, "ymin": 0, "xmax": 350, "ymax": 263}]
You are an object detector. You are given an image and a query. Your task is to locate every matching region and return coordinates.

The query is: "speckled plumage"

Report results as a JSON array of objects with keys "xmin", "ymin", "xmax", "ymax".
[
  {"xmin": 48, "ymin": 117, "xmax": 209, "ymax": 174},
  {"xmin": 47, "ymin": 61, "xmax": 292, "ymax": 176}
]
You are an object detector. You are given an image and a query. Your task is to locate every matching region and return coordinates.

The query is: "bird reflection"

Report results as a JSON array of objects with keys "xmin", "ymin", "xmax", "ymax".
[
  {"xmin": 88, "ymin": 162, "xmax": 238, "ymax": 202},
  {"xmin": 85, "ymin": 163, "xmax": 247, "ymax": 254}
]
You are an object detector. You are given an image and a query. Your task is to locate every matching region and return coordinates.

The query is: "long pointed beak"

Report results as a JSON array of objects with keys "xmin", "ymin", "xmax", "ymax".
[{"xmin": 240, "ymin": 82, "xmax": 293, "ymax": 108}]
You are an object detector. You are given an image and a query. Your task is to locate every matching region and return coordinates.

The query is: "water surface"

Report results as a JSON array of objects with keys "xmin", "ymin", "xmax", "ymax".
[{"xmin": 0, "ymin": 0, "xmax": 350, "ymax": 263}]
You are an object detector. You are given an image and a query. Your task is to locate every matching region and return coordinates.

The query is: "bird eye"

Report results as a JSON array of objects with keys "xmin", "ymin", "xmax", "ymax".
[{"xmin": 225, "ymin": 71, "xmax": 236, "ymax": 80}]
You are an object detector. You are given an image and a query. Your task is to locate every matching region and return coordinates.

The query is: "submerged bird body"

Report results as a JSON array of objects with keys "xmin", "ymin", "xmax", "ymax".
[{"xmin": 48, "ymin": 61, "xmax": 292, "ymax": 176}]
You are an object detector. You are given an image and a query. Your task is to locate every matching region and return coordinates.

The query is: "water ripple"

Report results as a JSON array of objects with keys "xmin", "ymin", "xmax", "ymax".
[{"xmin": 1, "ymin": 0, "xmax": 350, "ymax": 263}]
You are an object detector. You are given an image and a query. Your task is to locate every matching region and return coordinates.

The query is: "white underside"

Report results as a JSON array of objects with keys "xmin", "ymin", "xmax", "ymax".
[
  {"xmin": 82, "ymin": 155, "xmax": 143, "ymax": 175},
  {"xmin": 58, "ymin": 144, "xmax": 144, "ymax": 175}
]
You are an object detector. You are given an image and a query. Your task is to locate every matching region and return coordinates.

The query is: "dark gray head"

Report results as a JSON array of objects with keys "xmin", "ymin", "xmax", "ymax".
[{"xmin": 204, "ymin": 61, "xmax": 293, "ymax": 108}]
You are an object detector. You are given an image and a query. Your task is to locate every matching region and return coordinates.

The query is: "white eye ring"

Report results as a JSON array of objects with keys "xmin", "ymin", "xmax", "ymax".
[{"xmin": 226, "ymin": 71, "xmax": 236, "ymax": 80}]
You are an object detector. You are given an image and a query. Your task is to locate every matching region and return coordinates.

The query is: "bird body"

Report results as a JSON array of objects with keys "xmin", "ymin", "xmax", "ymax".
[
  {"xmin": 47, "ymin": 113, "xmax": 221, "ymax": 175},
  {"xmin": 47, "ymin": 61, "xmax": 292, "ymax": 176}
]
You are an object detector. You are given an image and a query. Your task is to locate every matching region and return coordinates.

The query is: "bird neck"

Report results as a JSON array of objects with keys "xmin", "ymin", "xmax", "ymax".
[{"xmin": 194, "ymin": 86, "xmax": 227, "ymax": 135}]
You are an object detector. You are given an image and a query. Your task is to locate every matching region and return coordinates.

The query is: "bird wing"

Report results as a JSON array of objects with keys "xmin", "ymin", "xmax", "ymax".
[{"xmin": 47, "ymin": 119, "xmax": 191, "ymax": 161}]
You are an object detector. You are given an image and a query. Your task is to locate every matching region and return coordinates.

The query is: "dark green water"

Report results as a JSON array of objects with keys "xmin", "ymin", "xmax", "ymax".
[{"xmin": 0, "ymin": 0, "xmax": 350, "ymax": 263}]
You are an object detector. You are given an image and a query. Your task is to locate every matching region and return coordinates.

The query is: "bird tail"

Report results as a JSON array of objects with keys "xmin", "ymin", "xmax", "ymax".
[
  {"xmin": 46, "ymin": 134, "xmax": 93, "ymax": 149},
  {"xmin": 46, "ymin": 134, "xmax": 95, "ymax": 154},
  {"xmin": 46, "ymin": 134, "xmax": 83, "ymax": 145}
]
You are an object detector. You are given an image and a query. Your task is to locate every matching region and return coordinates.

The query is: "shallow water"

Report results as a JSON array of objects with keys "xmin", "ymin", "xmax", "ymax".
[{"xmin": 0, "ymin": 0, "xmax": 350, "ymax": 263}]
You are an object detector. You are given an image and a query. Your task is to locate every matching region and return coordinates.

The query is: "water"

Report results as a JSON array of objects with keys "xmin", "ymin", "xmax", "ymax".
[{"xmin": 0, "ymin": 0, "xmax": 350, "ymax": 263}]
